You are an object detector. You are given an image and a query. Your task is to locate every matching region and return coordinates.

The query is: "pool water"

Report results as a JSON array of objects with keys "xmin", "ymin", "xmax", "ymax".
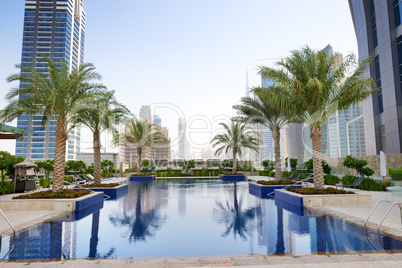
[{"xmin": 1, "ymin": 179, "xmax": 402, "ymax": 260}]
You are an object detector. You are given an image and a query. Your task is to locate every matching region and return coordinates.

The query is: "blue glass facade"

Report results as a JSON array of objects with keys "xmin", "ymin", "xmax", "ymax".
[{"xmin": 16, "ymin": 0, "xmax": 85, "ymax": 161}]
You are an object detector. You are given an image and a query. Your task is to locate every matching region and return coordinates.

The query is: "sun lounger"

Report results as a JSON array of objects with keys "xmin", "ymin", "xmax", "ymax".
[{"xmin": 336, "ymin": 176, "xmax": 365, "ymax": 189}]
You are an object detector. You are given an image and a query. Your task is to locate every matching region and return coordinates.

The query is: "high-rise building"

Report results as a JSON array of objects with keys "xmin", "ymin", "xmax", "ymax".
[
  {"xmin": 153, "ymin": 115, "xmax": 161, "ymax": 128},
  {"xmin": 178, "ymin": 118, "xmax": 189, "ymax": 159},
  {"xmin": 140, "ymin": 105, "xmax": 151, "ymax": 123},
  {"xmin": 349, "ymin": 0, "xmax": 402, "ymax": 155},
  {"xmin": 15, "ymin": 0, "xmax": 86, "ymax": 161}
]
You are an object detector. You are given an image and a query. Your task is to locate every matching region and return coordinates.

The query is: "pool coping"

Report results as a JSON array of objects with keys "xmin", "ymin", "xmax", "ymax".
[{"xmin": 309, "ymin": 205, "xmax": 402, "ymax": 241}]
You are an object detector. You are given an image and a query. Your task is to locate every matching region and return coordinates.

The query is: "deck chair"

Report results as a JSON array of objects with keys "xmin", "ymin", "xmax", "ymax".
[
  {"xmin": 81, "ymin": 174, "xmax": 94, "ymax": 183},
  {"xmin": 284, "ymin": 172, "xmax": 296, "ymax": 180},
  {"xmin": 336, "ymin": 177, "xmax": 365, "ymax": 189},
  {"xmin": 290, "ymin": 173, "xmax": 302, "ymax": 181}
]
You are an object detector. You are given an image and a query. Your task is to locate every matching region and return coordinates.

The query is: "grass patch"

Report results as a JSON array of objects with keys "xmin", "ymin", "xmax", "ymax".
[
  {"xmin": 84, "ymin": 183, "xmax": 120, "ymax": 188},
  {"xmin": 13, "ymin": 189, "xmax": 90, "ymax": 199},
  {"xmin": 257, "ymin": 180, "xmax": 295, "ymax": 185},
  {"xmin": 287, "ymin": 187, "xmax": 354, "ymax": 195}
]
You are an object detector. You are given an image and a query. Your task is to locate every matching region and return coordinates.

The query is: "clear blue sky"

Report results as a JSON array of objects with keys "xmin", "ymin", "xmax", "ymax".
[{"xmin": 0, "ymin": 0, "xmax": 358, "ymax": 157}]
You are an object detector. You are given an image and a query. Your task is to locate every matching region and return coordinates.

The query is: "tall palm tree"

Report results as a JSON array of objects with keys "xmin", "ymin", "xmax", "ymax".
[
  {"xmin": 0, "ymin": 56, "xmax": 103, "ymax": 192},
  {"xmin": 211, "ymin": 120, "xmax": 260, "ymax": 174},
  {"xmin": 121, "ymin": 118, "xmax": 167, "ymax": 174},
  {"xmin": 233, "ymin": 90, "xmax": 295, "ymax": 180},
  {"xmin": 72, "ymin": 90, "xmax": 130, "ymax": 186},
  {"xmin": 257, "ymin": 46, "xmax": 375, "ymax": 189}
]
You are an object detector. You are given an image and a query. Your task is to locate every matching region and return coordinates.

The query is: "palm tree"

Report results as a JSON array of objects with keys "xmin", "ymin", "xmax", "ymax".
[
  {"xmin": 233, "ymin": 90, "xmax": 295, "ymax": 180},
  {"xmin": 72, "ymin": 90, "xmax": 130, "ymax": 186},
  {"xmin": 121, "ymin": 118, "xmax": 167, "ymax": 174},
  {"xmin": 257, "ymin": 46, "xmax": 375, "ymax": 189},
  {"xmin": 0, "ymin": 56, "xmax": 103, "ymax": 192},
  {"xmin": 211, "ymin": 120, "xmax": 260, "ymax": 174}
]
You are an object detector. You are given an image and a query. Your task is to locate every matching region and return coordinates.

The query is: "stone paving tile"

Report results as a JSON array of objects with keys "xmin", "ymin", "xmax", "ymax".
[
  {"xmin": 261, "ymin": 256, "xmax": 305, "ymax": 265},
  {"xmin": 297, "ymin": 254, "xmax": 340, "ymax": 264}
]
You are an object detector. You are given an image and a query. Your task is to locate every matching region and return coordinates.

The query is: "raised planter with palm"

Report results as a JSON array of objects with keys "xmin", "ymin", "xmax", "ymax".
[
  {"xmin": 211, "ymin": 120, "xmax": 260, "ymax": 181},
  {"xmin": 233, "ymin": 91, "xmax": 295, "ymax": 181},
  {"xmin": 121, "ymin": 118, "xmax": 168, "ymax": 176},
  {"xmin": 72, "ymin": 90, "xmax": 130, "ymax": 186},
  {"xmin": 0, "ymin": 56, "xmax": 104, "ymax": 192},
  {"xmin": 257, "ymin": 46, "xmax": 375, "ymax": 189}
]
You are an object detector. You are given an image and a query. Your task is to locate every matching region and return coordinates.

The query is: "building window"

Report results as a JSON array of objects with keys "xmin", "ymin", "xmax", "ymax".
[
  {"xmin": 374, "ymin": 55, "xmax": 384, "ymax": 113},
  {"xmin": 371, "ymin": 1, "xmax": 378, "ymax": 48},
  {"xmin": 394, "ymin": 0, "xmax": 402, "ymax": 27}
]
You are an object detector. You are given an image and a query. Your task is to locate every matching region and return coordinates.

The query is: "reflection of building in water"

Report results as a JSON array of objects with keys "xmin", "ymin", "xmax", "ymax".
[
  {"xmin": 178, "ymin": 188, "xmax": 186, "ymax": 216},
  {"xmin": 8, "ymin": 220, "xmax": 77, "ymax": 259}
]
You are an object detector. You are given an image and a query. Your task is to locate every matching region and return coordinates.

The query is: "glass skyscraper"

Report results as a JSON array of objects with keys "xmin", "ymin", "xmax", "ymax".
[{"xmin": 16, "ymin": 0, "xmax": 86, "ymax": 161}]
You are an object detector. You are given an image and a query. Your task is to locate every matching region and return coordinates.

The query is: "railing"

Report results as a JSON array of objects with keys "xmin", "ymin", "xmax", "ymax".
[
  {"xmin": 364, "ymin": 200, "xmax": 402, "ymax": 247},
  {"xmin": 0, "ymin": 209, "xmax": 15, "ymax": 259}
]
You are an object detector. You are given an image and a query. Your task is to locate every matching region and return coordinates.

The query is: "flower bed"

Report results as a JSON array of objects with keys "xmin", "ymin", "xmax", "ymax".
[
  {"xmin": 249, "ymin": 181, "xmax": 302, "ymax": 198},
  {"xmin": 83, "ymin": 183, "xmax": 120, "ymax": 188},
  {"xmin": 257, "ymin": 179, "xmax": 295, "ymax": 185},
  {"xmin": 287, "ymin": 187, "xmax": 353, "ymax": 195},
  {"xmin": 13, "ymin": 189, "xmax": 90, "ymax": 199}
]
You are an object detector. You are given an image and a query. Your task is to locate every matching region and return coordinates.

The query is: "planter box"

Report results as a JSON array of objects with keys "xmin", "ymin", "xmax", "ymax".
[
  {"xmin": 14, "ymin": 180, "xmax": 36, "ymax": 193},
  {"xmin": 0, "ymin": 192, "xmax": 104, "ymax": 212},
  {"xmin": 274, "ymin": 189, "xmax": 372, "ymax": 208},
  {"xmin": 219, "ymin": 174, "xmax": 245, "ymax": 182},
  {"xmin": 86, "ymin": 184, "xmax": 128, "ymax": 198},
  {"xmin": 130, "ymin": 175, "xmax": 155, "ymax": 182},
  {"xmin": 248, "ymin": 182, "xmax": 302, "ymax": 198}
]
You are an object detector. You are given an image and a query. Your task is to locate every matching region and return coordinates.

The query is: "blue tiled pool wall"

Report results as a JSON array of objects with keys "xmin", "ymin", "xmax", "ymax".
[
  {"xmin": 249, "ymin": 183, "xmax": 302, "ymax": 198},
  {"xmin": 90, "ymin": 184, "xmax": 128, "ymax": 197},
  {"xmin": 129, "ymin": 176, "xmax": 155, "ymax": 182},
  {"xmin": 274, "ymin": 189, "xmax": 304, "ymax": 207},
  {"xmin": 75, "ymin": 192, "xmax": 104, "ymax": 212},
  {"xmin": 220, "ymin": 174, "xmax": 245, "ymax": 182}
]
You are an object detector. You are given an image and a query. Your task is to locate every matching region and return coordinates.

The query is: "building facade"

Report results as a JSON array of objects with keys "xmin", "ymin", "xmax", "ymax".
[
  {"xmin": 178, "ymin": 118, "xmax": 189, "ymax": 159},
  {"xmin": 16, "ymin": 0, "xmax": 85, "ymax": 161},
  {"xmin": 349, "ymin": 0, "xmax": 402, "ymax": 155}
]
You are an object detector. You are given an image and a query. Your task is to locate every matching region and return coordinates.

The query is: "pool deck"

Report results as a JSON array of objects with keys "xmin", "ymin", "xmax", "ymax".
[{"xmin": 2, "ymin": 176, "xmax": 402, "ymax": 266}]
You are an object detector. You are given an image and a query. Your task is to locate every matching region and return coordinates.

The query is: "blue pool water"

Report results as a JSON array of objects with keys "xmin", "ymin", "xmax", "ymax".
[{"xmin": 1, "ymin": 179, "xmax": 402, "ymax": 260}]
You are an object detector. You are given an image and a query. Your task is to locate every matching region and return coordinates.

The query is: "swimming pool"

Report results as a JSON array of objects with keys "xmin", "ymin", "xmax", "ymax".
[{"xmin": 1, "ymin": 179, "xmax": 402, "ymax": 260}]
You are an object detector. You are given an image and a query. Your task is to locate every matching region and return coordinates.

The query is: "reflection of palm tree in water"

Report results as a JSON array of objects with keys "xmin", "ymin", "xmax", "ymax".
[
  {"xmin": 275, "ymin": 207, "xmax": 285, "ymax": 254},
  {"xmin": 213, "ymin": 182, "xmax": 260, "ymax": 239},
  {"xmin": 109, "ymin": 183, "xmax": 165, "ymax": 243},
  {"xmin": 88, "ymin": 211, "xmax": 115, "ymax": 258}
]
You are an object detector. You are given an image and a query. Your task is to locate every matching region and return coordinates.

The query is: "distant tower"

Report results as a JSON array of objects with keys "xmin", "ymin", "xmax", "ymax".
[
  {"xmin": 153, "ymin": 115, "xmax": 161, "ymax": 128},
  {"xmin": 178, "ymin": 118, "xmax": 189, "ymax": 159},
  {"xmin": 139, "ymin": 105, "xmax": 151, "ymax": 122},
  {"xmin": 15, "ymin": 0, "xmax": 86, "ymax": 161}
]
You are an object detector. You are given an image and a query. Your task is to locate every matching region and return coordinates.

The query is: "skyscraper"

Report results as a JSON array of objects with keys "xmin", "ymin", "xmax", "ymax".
[
  {"xmin": 139, "ymin": 105, "xmax": 151, "ymax": 123},
  {"xmin": 16, "ymin": 0, "xmax": 86, "ymax": 160},
  {"xmin": 178, "ymin": 118, "xmax": 189, "ymax": 159},
  {"xmin": 349, "ymin": 0, "xmax": 402, "ymax": 155}
]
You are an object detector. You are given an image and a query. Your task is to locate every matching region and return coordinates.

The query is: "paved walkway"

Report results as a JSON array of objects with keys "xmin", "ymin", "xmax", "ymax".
[{"xmin": 2, "ymin": 253, "xmax": 402, "ymax": 267}]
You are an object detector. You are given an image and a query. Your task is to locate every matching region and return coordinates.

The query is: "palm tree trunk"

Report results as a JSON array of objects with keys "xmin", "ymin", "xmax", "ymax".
[
  {"xmin": 273, "ymin": 129, "xmax": 282, "ymax": 181},
  {"xmin": 232, "ymin": 149, "xmax": 237, "ymax": 174},
  {"xmin": 53, "ymin": 122, "xmax": 67, "ymax": 192},
  {"xmin": 93, "ymin": 133, "xmax": 102, "ymax": 186},
  {"xmin": 311, "ymin": 127, "xmax": 324, "ymax": 189},
  {"xmin": 137, "ymin": 147, "xmax": 142, "ymax": 175}
]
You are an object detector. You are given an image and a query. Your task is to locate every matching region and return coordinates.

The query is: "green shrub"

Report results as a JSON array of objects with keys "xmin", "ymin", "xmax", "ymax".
[
  {"xmin": 300, "ymin": 173, "xmax": 311, "ymax": 180},
  {"xmin": 259, "ymin": 170, "xmax": 269, "ymax": 176},
  {"xmin": 324, "ymin": 174, "xmax": 340, "ymax": 185},
  {"xmin": 342, "ymin": 155, "xmax": 375, "ymax": 177},
  {"xmin": 257, "ymin": 179, "xmax": 295, "ymax": 185},
  {"xmin": 261, "ymin": 160, "xmax": 275, "ymax": 171},
  {"xmin": 40, "ymin": 178, "xmax": 52, "ymax": 188},
  {"xmin": 287, "ymin": 187, "xmax": 354, "ymax": 195},
  {"xmin": 268, "ymin": 171, "xmax": 276, "ymax": 177},
  {"xmin": 282, "ymin": 171, "xmax": 290, "ymax": 177},
  {"xmin": 13, "ymin": 189, "xmax": 90, "ymax": 199},
  {"xmin": 341, "ymin": 174, "xmax": 386, "ymax": 191},
  {"xmin": 389, "ymin": 167, "xmax": 402, "ymax": 180},
  {"xmin": 124, "ymin": 168, "xmax": 133, "ymax": 173},
  {"xmin": 101, "ymin": 168, "xmax": 111, "ymax": 177},
  {"xmin": 360, "ymin": 177, "xmax": 386, "ymax": 191},
  {"xmin": 385, "ymin": 180, "xmax": 393, "ymax": 187},
  {"xmin": 303, "ymin": 158, "xmax": 331, "ymax": 174},
  {"xmin": 0, "ymin": 181, "xmax": 14, "ymax": 195},
  {"xmin": 64, "ymin": 176, "xmax": 74, "ymax": 183}
]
